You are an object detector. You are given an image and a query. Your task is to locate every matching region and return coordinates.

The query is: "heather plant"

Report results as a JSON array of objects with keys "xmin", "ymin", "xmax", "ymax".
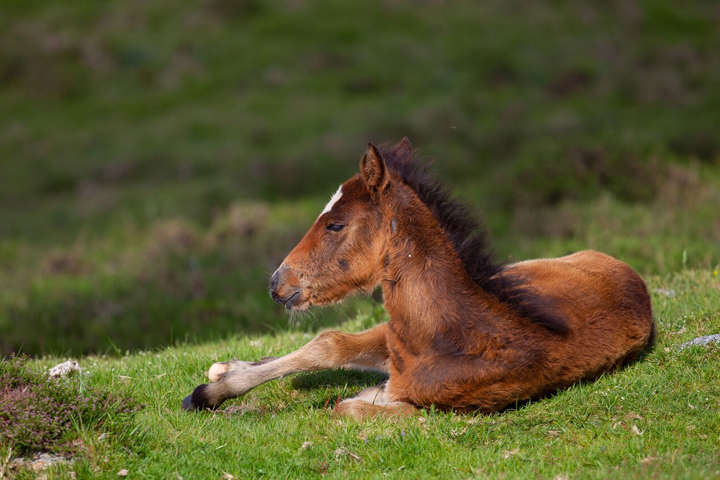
[{"xmin": 0, "ymin": 355, "xmax": 138, "ymax": 455}]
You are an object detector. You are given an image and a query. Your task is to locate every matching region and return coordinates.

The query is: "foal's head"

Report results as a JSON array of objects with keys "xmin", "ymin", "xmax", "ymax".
[{"xmin": 270, "ymin": 139, "xmax": 412, "ymax": 311}]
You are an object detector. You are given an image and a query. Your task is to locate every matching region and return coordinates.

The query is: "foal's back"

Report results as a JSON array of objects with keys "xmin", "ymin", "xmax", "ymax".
[{"xmin": 508, "ymin": 250, "xmax": 654, "ymax": 385}]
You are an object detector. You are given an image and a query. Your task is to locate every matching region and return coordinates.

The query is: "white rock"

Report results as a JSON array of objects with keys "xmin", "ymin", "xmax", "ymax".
[
  {"xmin": 48, "ymin": 360, "xmax": 82, "ymax": 379},
  {"xmin": 680, "ymin": 334, "xmax": 720, "ymax": 350}
]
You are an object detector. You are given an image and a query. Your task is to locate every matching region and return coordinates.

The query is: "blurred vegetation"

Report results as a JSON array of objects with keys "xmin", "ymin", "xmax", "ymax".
[{"xmin": 1, "ymin": 0, "xmax": 719, "ymax": 356}]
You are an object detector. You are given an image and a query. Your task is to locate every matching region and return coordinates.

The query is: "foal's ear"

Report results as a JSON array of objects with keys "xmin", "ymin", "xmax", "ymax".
[
  {"xmin": 392, "ymin": 136, "xmax": 412, "ymax": 161},
  {"xmin": 360, "ymin": 142, "xmax": 390, "ymax": 193}
]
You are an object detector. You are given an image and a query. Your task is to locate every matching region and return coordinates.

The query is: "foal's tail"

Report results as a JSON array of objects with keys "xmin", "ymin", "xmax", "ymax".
[{"xmin": 646, "ymin": 318, "xmax": 657, "ymax": 349}]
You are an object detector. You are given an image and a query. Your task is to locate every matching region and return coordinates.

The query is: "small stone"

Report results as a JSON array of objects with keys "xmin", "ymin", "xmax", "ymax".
[
  {"xmin": 502, "ymin": 448, "xmax": 520, "ymax": 459},
  {"xmin": 301, "ymin": 441, "xmax": 313, "ymax": 450},
  {"xmin": 680, "ymin": 334, "xmax": 720, "ymax": 350},
  {"xmin": 334, "ymin": 447, "xmax": 362, "ymax": 462},
  {"xmin": 48, "ymin": 360, "xmax": 82, "ymax": 378},
  {"xmin": 11, "ymin": 453, "xmax": 74, "ymax": 474},
  {"xmin": 31, "ymin": 459, "xmax": 49, "ymax": 473},
  {"xmin": 653, "ymin": 288, "xmax": 676, "ymax": 297},
  {"xmin": 669, "ymin": 326, "xmax": 686, "ymax": 335},
  {"xmin": 117, "ymin": 468, "xmax": 129, "ymax": 476}
]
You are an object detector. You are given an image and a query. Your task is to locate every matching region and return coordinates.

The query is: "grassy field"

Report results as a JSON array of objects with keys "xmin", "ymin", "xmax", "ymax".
[
  {"xmin": 1, "ymin": 0, "xmax": 720, "ymax": 478},
  {"xmin": 3, "ymin": 270, "xmax": 719, "ymax": 479}
]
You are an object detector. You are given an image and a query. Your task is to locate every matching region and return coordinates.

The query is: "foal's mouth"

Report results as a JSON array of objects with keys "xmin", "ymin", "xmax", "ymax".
[
  {"xmin": 271, "ymin": 290, "xmax": 304, "ymax": 311},
  {"xmin": 283, "ymin": 291, "xmax": 302, "ymax": 310}
]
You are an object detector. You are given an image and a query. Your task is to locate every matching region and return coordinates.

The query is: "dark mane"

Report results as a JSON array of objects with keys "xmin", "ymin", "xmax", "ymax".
[{"xmin": 380, "ymin": 144, "xmax": 569, "ymax": 335}]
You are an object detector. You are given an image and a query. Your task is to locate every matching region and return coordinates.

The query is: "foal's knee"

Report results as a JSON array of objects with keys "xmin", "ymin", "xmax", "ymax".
[{"xmin": 309, "ymin": 330, "xmax": 351, "ymax": 362}]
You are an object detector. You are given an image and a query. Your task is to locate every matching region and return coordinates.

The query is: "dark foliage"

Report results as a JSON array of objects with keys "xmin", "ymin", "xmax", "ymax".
[{"xmin": 0, "ymin": 355, "xmax": 138, "ymax": 455}]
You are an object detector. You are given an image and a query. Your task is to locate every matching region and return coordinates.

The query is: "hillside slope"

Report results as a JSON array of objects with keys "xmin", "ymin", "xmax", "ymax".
[{"xmin": 4, "ymin": 271, "xmax": 719, "ymax": 479}]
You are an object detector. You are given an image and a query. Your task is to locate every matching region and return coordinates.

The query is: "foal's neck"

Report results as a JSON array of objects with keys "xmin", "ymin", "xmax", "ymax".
[{"xmin": 380, "ymin": 197, "xmax": 497, "ymax": 338}]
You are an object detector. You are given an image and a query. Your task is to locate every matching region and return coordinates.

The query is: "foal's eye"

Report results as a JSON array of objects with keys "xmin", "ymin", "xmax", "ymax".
[{"xmin": 326, "ymin": 223, "xmax": 345, "ymax": 232}]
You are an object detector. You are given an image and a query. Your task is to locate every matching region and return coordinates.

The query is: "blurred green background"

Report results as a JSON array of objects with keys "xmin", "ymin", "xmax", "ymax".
[{"xmin": 1, "ymin": 0, "xmax": 719, "ymax": 356}]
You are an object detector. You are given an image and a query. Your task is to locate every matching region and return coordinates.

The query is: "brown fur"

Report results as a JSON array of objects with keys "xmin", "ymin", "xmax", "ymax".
[{"xmin": 182, "ymin": 138, "xmax": 654, "ymax": 420}]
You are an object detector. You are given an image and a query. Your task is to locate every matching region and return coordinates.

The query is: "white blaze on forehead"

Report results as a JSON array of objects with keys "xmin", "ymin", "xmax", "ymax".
[{"xmin": 318, "ymin": 184, "xmax": 343, "ymax": 218}]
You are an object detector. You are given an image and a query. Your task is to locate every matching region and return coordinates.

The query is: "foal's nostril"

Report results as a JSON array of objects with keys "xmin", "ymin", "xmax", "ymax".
[{"xmin": 269, "ymin": 265, "xmax": 303, "ymax": 307}]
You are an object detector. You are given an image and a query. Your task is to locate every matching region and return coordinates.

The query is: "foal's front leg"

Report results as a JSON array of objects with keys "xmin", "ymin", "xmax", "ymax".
[
  {"xmin": 182, "ymin": 323, "xmax": 390, "ymax": 411},
  {"xmin": 206, "ymin": 357, "xmax": 278, "ymax": 383}
]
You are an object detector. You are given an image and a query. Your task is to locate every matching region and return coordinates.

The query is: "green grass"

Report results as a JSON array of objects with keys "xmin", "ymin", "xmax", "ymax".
[{"xmin": 4, "ymin": 270, "xmax": 719, "ymax": 479}]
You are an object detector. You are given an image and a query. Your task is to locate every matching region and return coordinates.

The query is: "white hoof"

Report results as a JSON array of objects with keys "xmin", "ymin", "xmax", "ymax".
[{"xmin": 207, "ymin": 362, "xmax": 230, "ymax": 382}]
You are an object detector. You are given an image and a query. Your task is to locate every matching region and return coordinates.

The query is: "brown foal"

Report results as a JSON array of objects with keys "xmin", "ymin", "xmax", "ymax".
[{"xmin": 182, "ymin": 138, "xmax": 654, "ymax": 419}]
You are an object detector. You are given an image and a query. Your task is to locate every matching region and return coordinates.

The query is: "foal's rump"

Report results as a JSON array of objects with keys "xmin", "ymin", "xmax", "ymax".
[{"xmin": 506, "ymin": 250, "xmax": 654, "ymax": 379}]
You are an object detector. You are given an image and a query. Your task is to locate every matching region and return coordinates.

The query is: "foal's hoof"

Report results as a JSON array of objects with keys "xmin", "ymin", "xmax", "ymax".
[
  {"xmin": 181, "ymin": 393, "xmax": 196, "ymax": 411},
  {"xmin": 181, "ymin": 384, "xmax": 215, "ymax": 412}
]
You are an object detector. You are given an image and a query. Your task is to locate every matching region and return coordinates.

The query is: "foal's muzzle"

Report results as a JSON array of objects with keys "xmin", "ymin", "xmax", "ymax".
[{"xmin": 270, "ymin": 265, "xmax": 303, "ymax": 310}]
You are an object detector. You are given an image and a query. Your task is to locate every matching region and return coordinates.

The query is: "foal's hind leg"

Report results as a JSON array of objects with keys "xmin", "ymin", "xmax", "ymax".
[
  {"xmin": 182, "ymin": 323, "xmax": 390, "ymax": 411},
  {"xmin": 334, "ymin": 384, "xmax": 416, "ymax": 420}
]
